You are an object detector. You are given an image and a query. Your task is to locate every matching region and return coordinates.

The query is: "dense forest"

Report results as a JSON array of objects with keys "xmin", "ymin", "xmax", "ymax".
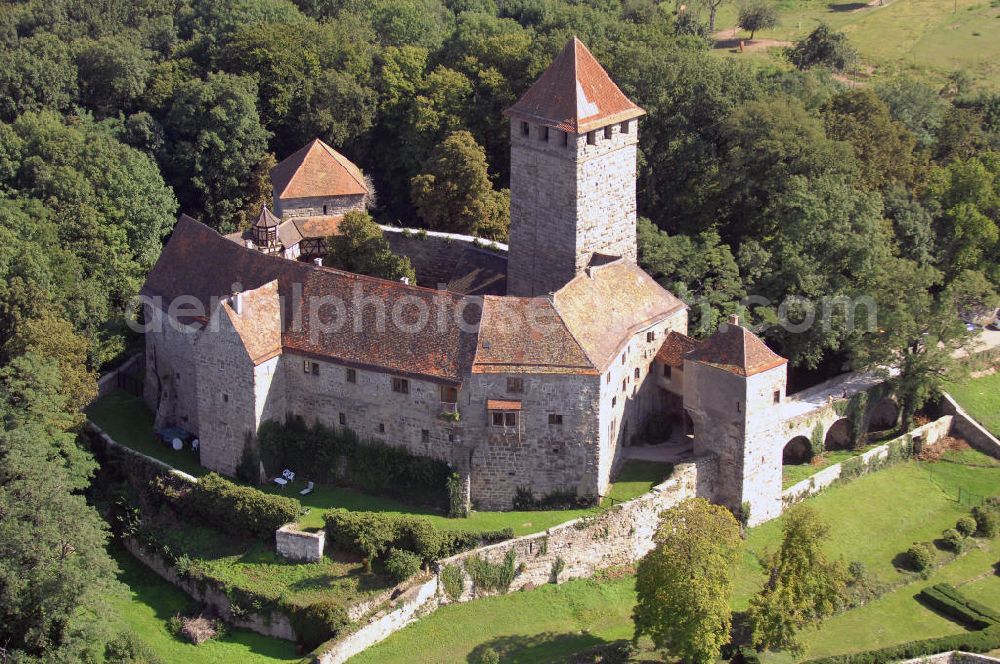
[{"xmin": 0, "ymin": 0, "xmax": 998, "ymax": 660}]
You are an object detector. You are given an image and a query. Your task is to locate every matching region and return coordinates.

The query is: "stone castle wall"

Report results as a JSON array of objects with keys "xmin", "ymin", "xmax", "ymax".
[
  {"xmin": 143, "ymin": 309, "xmax": 201, "ymax": 433},
  {"xmin": 273, "ymin": 194, "xmax": 365, "ymax": 220}
]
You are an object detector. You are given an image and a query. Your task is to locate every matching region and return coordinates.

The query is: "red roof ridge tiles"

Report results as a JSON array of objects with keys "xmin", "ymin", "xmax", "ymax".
[
  {"xmin": 505, "ymin": 36, "xmax": 645, "ymax": 134},
  {"xmin": 686, "ymin": 319, "xmax": 787, "ymax": 377},
  {"xmin": 269, "ymin": 138, "xmax": 368, "ymax": 201}
]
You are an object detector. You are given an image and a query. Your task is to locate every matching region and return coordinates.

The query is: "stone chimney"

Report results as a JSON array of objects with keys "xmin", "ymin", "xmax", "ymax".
[
  {"xmin": 232, "ymin": 291, "xmax": 243, "ymax": 315},
  {"xmin": 728, "ymin": 314, "xmax": 740, "ymax": 327},
  {"xmin": 400, "ymin": 276, "xmax": 410, "ymax": 285},
  {"xmin": 313, "ymin": 257, "xmax": 323, "ymax": 266}
]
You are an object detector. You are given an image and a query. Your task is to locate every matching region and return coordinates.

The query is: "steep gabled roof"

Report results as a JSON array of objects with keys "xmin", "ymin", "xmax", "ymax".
[
  {"xmin": 656, "ymin": 330, "xmax": 700, "ymax": 367},
  {"xmin": 270, "ymin": 138, "xmax": 368, "ymax": 201},
  {"xmin": 552, "ymin": 260, "xmax": 686, "ymax": 371},
  {"xmin": 505, "ymin": 37, "xmax": 645, "ymax": 134},
  {"xmin": 143, "ymin": 216, "xmax": 478, "ymax": 384},
  {"xmin": 686, "ymin": 321, "xmax": 787, "ymax": 377},
  {"xmin": 222, "ymin": 280, "xmax": 282, "ymax": 366}
]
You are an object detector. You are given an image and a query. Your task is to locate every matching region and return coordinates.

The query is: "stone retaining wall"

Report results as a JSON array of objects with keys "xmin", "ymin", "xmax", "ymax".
[
  {"xmin": 312, "ymin": 456, "xmax": 718, "ymax": 663},
  {"xmin": 275, "ymin": 524, "xmax": 326, "ymax": 562},
  {"xmin": 381, "ymin": 226, "xmax": 505, "ymax": 288},
  {"xmin": 782, "ymin": 416, "xmax": 954, "ymax": 506},
  {"xmin": 901, "ymin": 652, "xmax": 1000, "ymax": 664},
  {"xmin": 96, "ymin": 353, "xmax": 143, "ymax": 400},
  {"xmin": 85, "ymin": 421, "xmax": 198, "ymax": 484},
  {"xmin": 940, "ymin": 393, "xmax": 1000, "ymax": 459},
  {"xmin": 123, "ymin": 538, "xmax": 298, "ymax": 641}
]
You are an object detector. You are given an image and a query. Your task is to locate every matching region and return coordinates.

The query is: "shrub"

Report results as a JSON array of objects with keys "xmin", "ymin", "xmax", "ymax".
[
  {"xmin": 465, "ymin": 548, "xmax": 517, "ymax": 594},
  {"xmin": 972, "ymin": 505, "xmax": 999, "ymax": 537},
  {"xmin": 290, "ymin": 600, "xmax": 349, "ymax": 651},
  {"xmin": 918, "ymin": 583, "xmax": 1000, "ymax": 629},
  {"xmin": 739, "ymin": 646, "xmax": 762, "ymax": 664},
  {"xmin": 510, "ymin": 485, "xmax": 592, "ymax": 511},
  {"xmin": 385, "ymin": 548, "xmax": 422, "ymax": 583},
  {"xmin": 323, "ymin": 509, "xmax": 513, "ymax": 563},
  {"xmin": 941, "ymin": 528, "xmax": 965, "ymax": 552},
  {"xmin": 551, "ymin": 555, "xmax": 565, "ymax": 583},
  {"xmin": 184, "ymin": 473, "xmax": 300, "ymax": 538},
  {"xmin": 957, "ymin": 515, "xmax": 978, "ymax": 537},
  {"xmin": 905, "ymin": 543, "xmax": 934, "ymax": 572},
  {"xmin": 105, "ymin": 630, "xmax": 165, "ymax": 664},
  {"xmin": 447, "ymin": 472, "xmax": 468, "ymax": 518},
  {"xmin": 479, "ymin": 647, "xmax": 501, "ymax": 664},
  {"xmin": 441, "ymin": 563, "xmax": 465, "ymax": 600}
]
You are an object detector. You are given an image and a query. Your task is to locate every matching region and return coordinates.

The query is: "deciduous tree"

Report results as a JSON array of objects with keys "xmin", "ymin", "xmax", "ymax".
[
  {"xmin": 633, "ymin": 498, "xmax": 743, "ymax": 664},
  {"xmin": 324, "ymin": 211, "xmax": 416, "ymax": 282},
  {"xmin": 738, "ymin": 1, "xmax": 777, "ymax": 40}
]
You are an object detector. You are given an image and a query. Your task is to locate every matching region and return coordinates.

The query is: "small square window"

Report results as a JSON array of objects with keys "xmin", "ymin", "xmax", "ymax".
[
  {"xmin": 604, "ymin": 125, "xmax": 612, "ymax": 139},
  {"xmin": 491, "ymin": 411, "xmax": 518, "ymax": 427},
  {"xmin": 304, "ymin": 360, "xmax": 319, "ymax": 375},
  {"xmin": 548, "ymin": 413, "xmax": 563, "ymax": 426},
  {"xmin": 339, "ymin": 412, "xmax": 346, "ymax": 425},
  {"xmin": 222, "ymin": 394, "xmax": 228, "ymax": 403},
  {"xmin": 346, "ymin": 368, "xmax": 357, "ymax": 383},
  {"xmin": 521, "ymin": 121, "xmax": 529, "ymax": 136},
  {"xmin": 612, "ymin": 396, "xmax": 617, "ymax": 407},
  {"xmin": 773, "ymin": 390, "xmax": 781, "ymax": 404},
  {"xmin": 646, "ymin": 331, "xmax": 655, "ymax": 343},
  {"xmin": 634, "ymin": 367, "xmax": 640, "ymax": 379},
  {"xmin": 587, "ymin": 131, "xmax": 596, "ymax": 145},
  {"xmin": 392, "ymin": 377, "xmax": 410, "ymax": 394},
  {"xmin": 504, "ymin": 412, "xmax": 517, "ymax": 427},
  {"xmin": 421, "ymin": 429, "xmax": 430, "ymax": 443},
  {"xmin": 621, "ymin": 120, "xmax": 630, "ymax": 134},
  {"xmin": 441, "ymin": 385, "xmax": 458, "ymax": 402},
  {"xmin": 606, "ymin": 372, "xmax": 611, "ymax": 384},
  {"xmin": 218, "ymin": 359, "xmax": 224, "ymax": 371},
  {"xmin": 562, "ymin": 131, "xmax": 568, "ymax": 146},
  {"xmin": 507, "ymin": 377, "xmax": 524, "ymax": 394},
  {"xmin": 622, "ymin": 378, "xmax": 627, "ymax": 392},
  {"xmin": 621, "ymin": 352, "xmax": 626, "ymax": 365},
  {"xmin": 664, "ymin": 364, "xmax": 672, "ymax": 379},
  {"xmin": 491, "ymin": 411, "xmax": 505, "ymax": 427},
  {"xmin": 379, "ymin": 423, "xmax": 385, "ymax": 433},
  {"xmin": 736, "ymin": 401, "xmax": 742, "ymax": 413},
  {"xmin": 541, "ymin": 126, "xmax": 549, "ymax": 142}
]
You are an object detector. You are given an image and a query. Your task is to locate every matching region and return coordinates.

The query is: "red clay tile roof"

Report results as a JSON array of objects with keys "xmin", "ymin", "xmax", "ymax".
[
  {"xmin": 223, "ymin": 280, "xmax": 282, "ymax": 365},
  {"xmin": 270, "ymin": 138, "xmax": 368, "ymax": 200},
  {"xmin": 473, "ymin": 296, "xmax": 596, "ymax": 375},
  {"xmin": 291, "ymin": 215, "xmax": 345, "ymax": 240},
  {"xmin": 552, "ymin": 261, "xmax": 686, "ymax": 371},
  {"xmin": 656, "ymin": 330, "xmax": 700, "ymax": 367},
  {"xmin": 505, "ymin": 37, "xmax": 645, "ymax": 134},
  {"xmin": 143, "ymin": 215, "xmax": 478, "ymax": 384},
  {"xmin": 487, "ymin": 399, "xmax": 521, "ymax": 410},
  {"xmin": 686, "ymin": 323, "xmax": 787, "ymax": 377}
]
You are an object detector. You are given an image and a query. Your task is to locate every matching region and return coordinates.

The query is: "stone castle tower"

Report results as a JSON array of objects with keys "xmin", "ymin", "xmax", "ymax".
[{"xmin": 505, "ymin": 37, "xmax": 646, "ymax": 297}]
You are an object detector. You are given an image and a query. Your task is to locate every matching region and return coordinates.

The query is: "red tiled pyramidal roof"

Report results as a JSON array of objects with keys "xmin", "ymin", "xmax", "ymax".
[
  {"xmin": 505, "ymin": 36, "xmax": 645, "ymax": 134},
  {"xmin": 270, "ymin": 138, "xmax": 368, "ymax": 200},
  {"xmin": 686, "ymin": 319, "xmax": 787, "ymax": 377}
]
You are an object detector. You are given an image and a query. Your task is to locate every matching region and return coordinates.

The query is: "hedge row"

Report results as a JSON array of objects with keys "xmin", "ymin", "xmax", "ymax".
[
  {"xmin": 185, "ymin": 473, "xmax": 301, "ymax": 538},
  {"xmin": 803, "ymin": 626, "xmax": 1000, "ymax": 664},
  {"xmin": 258, "ymin": 416, "xmax": 451, "ymax": 509},
  {"xmin": 919, "ymin": 583, "xmax": 1000, "ymax": 630},
  {"xmin": 324, "ymin": 508, "xmax": 513, "ymax": 563}
]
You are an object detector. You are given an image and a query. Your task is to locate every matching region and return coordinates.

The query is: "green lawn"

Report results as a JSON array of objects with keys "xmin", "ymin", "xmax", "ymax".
[
  {"xmin": 782, "ymin": 443, "xmax": 883, "ymax": 489},
  {"xmin": 711, "ymin": 0, "xmax": 1000, "ymax": 90},
  {"xmin": 86, "ymin": 390, "xmax": 207, "ymax": 478},
  {"xmin": 107, "ymin": 549, "xmax": 304, "ymax": 664},
  {"xmin": 88, "ymin": 390, "xmax": 673, "ymax": 536},
  {"xmin": 351, "ymin": 450, "xmax": 1000, "ymax": 663},
  {"xmin": 947, "ymin": 372, "xmax": 1000, "ymax": 437}
]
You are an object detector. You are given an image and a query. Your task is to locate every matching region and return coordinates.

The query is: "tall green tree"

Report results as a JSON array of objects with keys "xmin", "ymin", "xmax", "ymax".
[
  {"xmin": 747, "ymin": 505, "xmax": 848, "ymax": 655},
  {"xmin": 788, "ymin": 23, "xmax": 857, "ymax": 72},
  {"xmin": 0, "ymin": 352, "xmax": 120, "ymax": 662},
  {"xmin": 163, "ymin": 72, "xmax": 270, "ymax": 233},
  {"xmin": 738, "ymin": 1, "xmax": 777, "ymax": 40},
  {"xmin": 633, "ymin": 498, "xmax": 744, "ymax": 664},
  {"xmin": 637, "ymin": 219, "xmax": 745, "ymax": 336},
  {"xmin": 410, "ymin": 130, "xmax": 509, "ymax": 239},
  {"xmin": 324, "ymin": 211, "xmax": 416, "ymax": 282}
]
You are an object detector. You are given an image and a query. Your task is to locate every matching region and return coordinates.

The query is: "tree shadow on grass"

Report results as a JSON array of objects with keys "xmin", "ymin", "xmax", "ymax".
[
  {"xmin": 467, "ymin": 632, "xmax": 609, "ymax": 663},
  {"xmin": 827, "ymin": 2, "xmax": 869, "ymax": 10},
  {"xmin": 913, "ymin": 592, "xmax": 980, "ymax": 631}
]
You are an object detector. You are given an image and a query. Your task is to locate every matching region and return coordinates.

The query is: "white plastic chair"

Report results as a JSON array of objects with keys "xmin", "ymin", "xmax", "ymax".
[
  {"xmin": 299, "ymin": 481, "xmax": 314, "ymax": 496},
  {"xmin": 282, "ymin": 469, "xmax": 295, "ymax": 482}
]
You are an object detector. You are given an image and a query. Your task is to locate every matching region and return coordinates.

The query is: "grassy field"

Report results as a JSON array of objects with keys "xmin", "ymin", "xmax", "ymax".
[
  {"xmin": 782, "ymin": 442, "xmax": 883, "ymax": 489},
  {"xmin": 947, "ymin": 372, "xmax": 1000, "ymax": 437},
  {"xmin": 351, "ymin": 450, "xmax": 1000, "ymax": 663},
  {"xmin": 88, "ymin": 390, "xmax": 673, "ymax": 536},
  {"xmin": 107, "ymin": 549, "xmax": 304, "ymax": 664},
  {"xmin": 710, "ymin": 0, "xmax": 1000, "ymax": 90}
]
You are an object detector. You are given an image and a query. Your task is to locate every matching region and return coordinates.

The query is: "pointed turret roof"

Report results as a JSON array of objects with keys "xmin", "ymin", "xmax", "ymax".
[
  {"xmin": 686, "ymin": 317, "xmax": 787, "ymax": 377},
  {"xmin": 269, "ymin": 138, "xmax": 368, "ymax": 201},
  {"xmin": 505, "ymin": 37, "xmax": 645, "ymax": 134},
  {"xmin": 254, "ymin": 206, "xmax": 280, "ymax": 229}
]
